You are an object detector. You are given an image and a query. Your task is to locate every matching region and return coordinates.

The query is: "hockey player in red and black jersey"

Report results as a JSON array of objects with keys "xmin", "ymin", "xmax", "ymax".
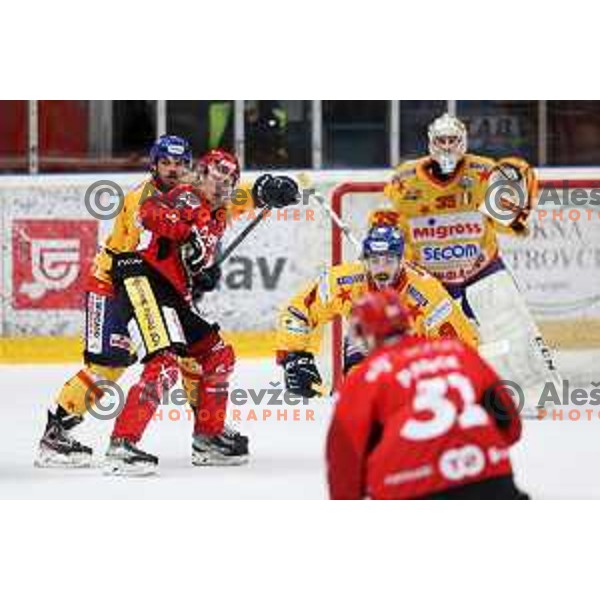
[
  {"xmin": 326, "ymin": 288, "xmax": 528, "ymax": 500},
  {"xmin": 104, "ymin": 163, "xmax": 300, "ymax": 475}
]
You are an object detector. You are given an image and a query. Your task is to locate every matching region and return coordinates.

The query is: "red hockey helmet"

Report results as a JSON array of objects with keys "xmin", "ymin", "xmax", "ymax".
[
  {"xmin": 349, "ymin": 289, "xmax": 412, "ymax": 352},
  {"xmin": 197, "ymin": 149, "xmax": 241, "ymax": 187}
]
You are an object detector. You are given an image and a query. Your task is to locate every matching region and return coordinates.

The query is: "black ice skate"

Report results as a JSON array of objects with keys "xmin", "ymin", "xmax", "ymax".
[
  {"xmin": 34, "ymin": 408, "xmax": 93, "ymax": 468},
  {"xmin": 191, "ymin": 425, "xmax": 249, "ymax": 466},
  {"xmin": 103, "ymin": 437, "xmax": 158, "ymax": 476}
]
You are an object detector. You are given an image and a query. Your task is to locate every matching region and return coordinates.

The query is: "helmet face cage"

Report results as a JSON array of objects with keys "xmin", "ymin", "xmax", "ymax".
[
  {"xmin": 199, "ymin": 151, "xmax": 240, "ymax": 182},
  {"xmin": 428, "ymin": 113, "xmax": 467, "ymax": 174},
  {"xmin": 198, "ymin": 150, "xmax": 240, "ymax": 199}
]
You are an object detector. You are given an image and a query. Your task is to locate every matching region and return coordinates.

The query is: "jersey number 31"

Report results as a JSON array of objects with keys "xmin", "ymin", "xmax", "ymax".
[{"xmin": 400, "ymin": 373, "xmax": 489, "ymax": 442}]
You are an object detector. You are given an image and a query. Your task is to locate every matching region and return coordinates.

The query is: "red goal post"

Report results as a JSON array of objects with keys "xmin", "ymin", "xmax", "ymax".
[{"xmin": 328, "ymin": 178, "xmax": 600, "ymax": 388}]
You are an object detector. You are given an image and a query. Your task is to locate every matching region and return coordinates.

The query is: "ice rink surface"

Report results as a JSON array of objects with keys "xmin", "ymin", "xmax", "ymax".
[{"xmin": 1, "ymin": 356, "xmax": 599, "ymax": 500}]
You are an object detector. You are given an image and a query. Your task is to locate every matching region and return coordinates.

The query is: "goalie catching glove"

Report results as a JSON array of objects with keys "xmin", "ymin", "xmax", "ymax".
[
  {"xmin": 252, "ymin": 174, "xmax": 300, "ymax": 209},
  {"xmin": 280, "ymin": 351, "xmax": 322, "ymax": 398}
]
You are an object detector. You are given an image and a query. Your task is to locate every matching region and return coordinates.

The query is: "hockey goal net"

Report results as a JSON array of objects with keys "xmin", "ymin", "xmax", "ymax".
[{"xmin": 326, "ymin": 178, "xmax": 600, "ymax": 389}]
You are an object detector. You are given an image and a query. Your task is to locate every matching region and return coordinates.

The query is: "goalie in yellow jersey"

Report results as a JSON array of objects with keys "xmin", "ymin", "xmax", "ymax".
[
  {"xmin": 381, "ymin": 113, "xmax": 560, "ymax": 416},
  {"xmin": 276, "ymin": 225, "xmax": 479, "ymax": 398}
]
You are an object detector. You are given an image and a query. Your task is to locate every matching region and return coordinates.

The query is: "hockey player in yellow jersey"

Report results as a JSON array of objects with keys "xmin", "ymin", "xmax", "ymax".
[
  {"xmin": 276, "ymin": 225, "xmax": 479, "ymax": 398},
  {"xmin": 35, "ymin": 137, "xmax": 256, "ymax": 467},
  {"xmin": 382, "ymin": 113, "xmax": 537, "ymax": 287},
  {"xmin": 35, "ymin": 135, "xmax": 192, "ymax": 467},
  {"xmin": 380, "ymin": 113, "xmax": 559, "ymax": 417}
]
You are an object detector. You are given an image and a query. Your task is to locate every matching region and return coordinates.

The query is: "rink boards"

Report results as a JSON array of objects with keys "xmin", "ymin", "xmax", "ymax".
[{"xmin": 1, "ymin": 168, "xmax": 599, "ymax": 374}]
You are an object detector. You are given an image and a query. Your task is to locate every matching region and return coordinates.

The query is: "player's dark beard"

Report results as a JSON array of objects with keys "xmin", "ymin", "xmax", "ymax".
[
  {"xmin": 154, "ymin": 172, "xmax": 178, "ymax": 192},
  {"xmin": 372, "ymin": 273, "xmax": 391, "ymax": 288},
  {"xmin": 164, "ymin": 170, "xmax": 178, "ymax": 184}
]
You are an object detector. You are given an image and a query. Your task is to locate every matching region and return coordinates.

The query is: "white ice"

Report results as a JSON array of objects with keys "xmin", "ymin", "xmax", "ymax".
[{"xmin": 0, "ymin": 356, "xmax": 599, "ymax": 499}]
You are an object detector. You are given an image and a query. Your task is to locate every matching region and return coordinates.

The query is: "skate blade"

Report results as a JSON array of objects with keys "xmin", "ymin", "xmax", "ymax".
[
  {"xmin": 191, "ymin": 452, "xmax": 249, "ymax": 467},
  {"xmin": 102, "ymin": 460, "xmax": 158, "ymax": 477},
  {"xmin": 34, "ymin": 448, "xmax": 92, "ymax": 469}
]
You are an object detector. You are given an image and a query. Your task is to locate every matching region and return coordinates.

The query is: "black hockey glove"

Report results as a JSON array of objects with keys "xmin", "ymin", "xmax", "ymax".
[
  {"xmin": 181, "ymin": 229, "xmax": 206, "ymax": 277},
  {"xmin": 281, "ymin": 351, "xmax": 322, "ymax": 398},
  {"xmin": 191, "ymin": 264, "xmax": 222, "ymax": 296},
  {"xmin": 252, "ymin": 174, "xmax": 300, "ymax": 209}
]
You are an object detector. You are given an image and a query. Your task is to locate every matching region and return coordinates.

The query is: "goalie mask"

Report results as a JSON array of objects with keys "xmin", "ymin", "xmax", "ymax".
[
  {"xmin": 362, "ymin": 226, "xmax": 406, "ymax": 290},
  {"xmin": 428, "ymin": 113, "xmax": 467, "ymax": 174}
]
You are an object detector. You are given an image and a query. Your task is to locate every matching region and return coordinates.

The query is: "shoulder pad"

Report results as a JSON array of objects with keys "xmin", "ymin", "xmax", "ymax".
[
  {"xmin": 127, "ymin": 179, "xmax": 156, "ymax": 204},
  {"xmin": 392, "ymin": 160, "xmax": 419, "ymax": 182},
  {"xmin": 464, "ymin": 154, "xmax": 496, "ymax": 171},
  {"xmin": 405, "ymin": 261, "xmax": 432, "ymax": 279}
]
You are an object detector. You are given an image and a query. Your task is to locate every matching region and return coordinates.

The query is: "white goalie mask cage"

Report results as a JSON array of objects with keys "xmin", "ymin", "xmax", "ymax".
[{"xmin": 428, "ymin": 113, "xmax": 468, "ymax": 174}]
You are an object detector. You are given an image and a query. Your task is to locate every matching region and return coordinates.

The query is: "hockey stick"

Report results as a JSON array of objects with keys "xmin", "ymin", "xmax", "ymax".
[
  {"xmin": 309, "ymin": 190, "xmax": 362, "ymax": 252},
  {"xmin": 211, "ymin": 205, "xmax": 271, "ymax": 268}
]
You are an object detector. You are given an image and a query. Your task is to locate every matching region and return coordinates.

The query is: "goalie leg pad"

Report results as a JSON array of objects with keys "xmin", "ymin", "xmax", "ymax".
[{"xmin": 465, "ymin": 268, "xmax": 561, "ymax": 408}]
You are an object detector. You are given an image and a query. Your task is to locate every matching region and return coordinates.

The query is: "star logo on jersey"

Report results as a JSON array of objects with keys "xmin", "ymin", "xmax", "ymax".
[
  {"xmin": 405, "ymin": 303, "xmax": 424, "ymax": 321},
  {"xmin": 477, "ymin": 169, "xmax": 492, "ymax": 183},
  {"xmin": 336, "ymin": 288, "xmax": 353, "ymax": 305}
]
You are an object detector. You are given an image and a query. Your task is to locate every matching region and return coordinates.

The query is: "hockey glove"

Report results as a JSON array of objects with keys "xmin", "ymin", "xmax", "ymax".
[
  {"xmin": 192, "ymin": 264, "xmax": 222, "ymax": 296},
  {"xmin": 252, "ymin": 174, "xmax": 300, "ymax": 209},
  {"xmin": 281, "ymin": 351, "xmax": 322, "ymax": 398}
]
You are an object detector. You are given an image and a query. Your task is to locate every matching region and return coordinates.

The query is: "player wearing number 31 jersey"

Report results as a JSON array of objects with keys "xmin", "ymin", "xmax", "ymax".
[{"xmin": 326, "ymin": 289, "xmax": 528, "ymax": 500}]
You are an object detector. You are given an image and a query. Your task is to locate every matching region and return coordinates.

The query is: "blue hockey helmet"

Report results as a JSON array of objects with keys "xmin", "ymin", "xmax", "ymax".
[
  {"xmin": 361, "ymin": 226, "xmax": 405, "ymax": 259},
  {"xmin": 149, "ymin": 135, "xmax": 192, "ymax": 167}
]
